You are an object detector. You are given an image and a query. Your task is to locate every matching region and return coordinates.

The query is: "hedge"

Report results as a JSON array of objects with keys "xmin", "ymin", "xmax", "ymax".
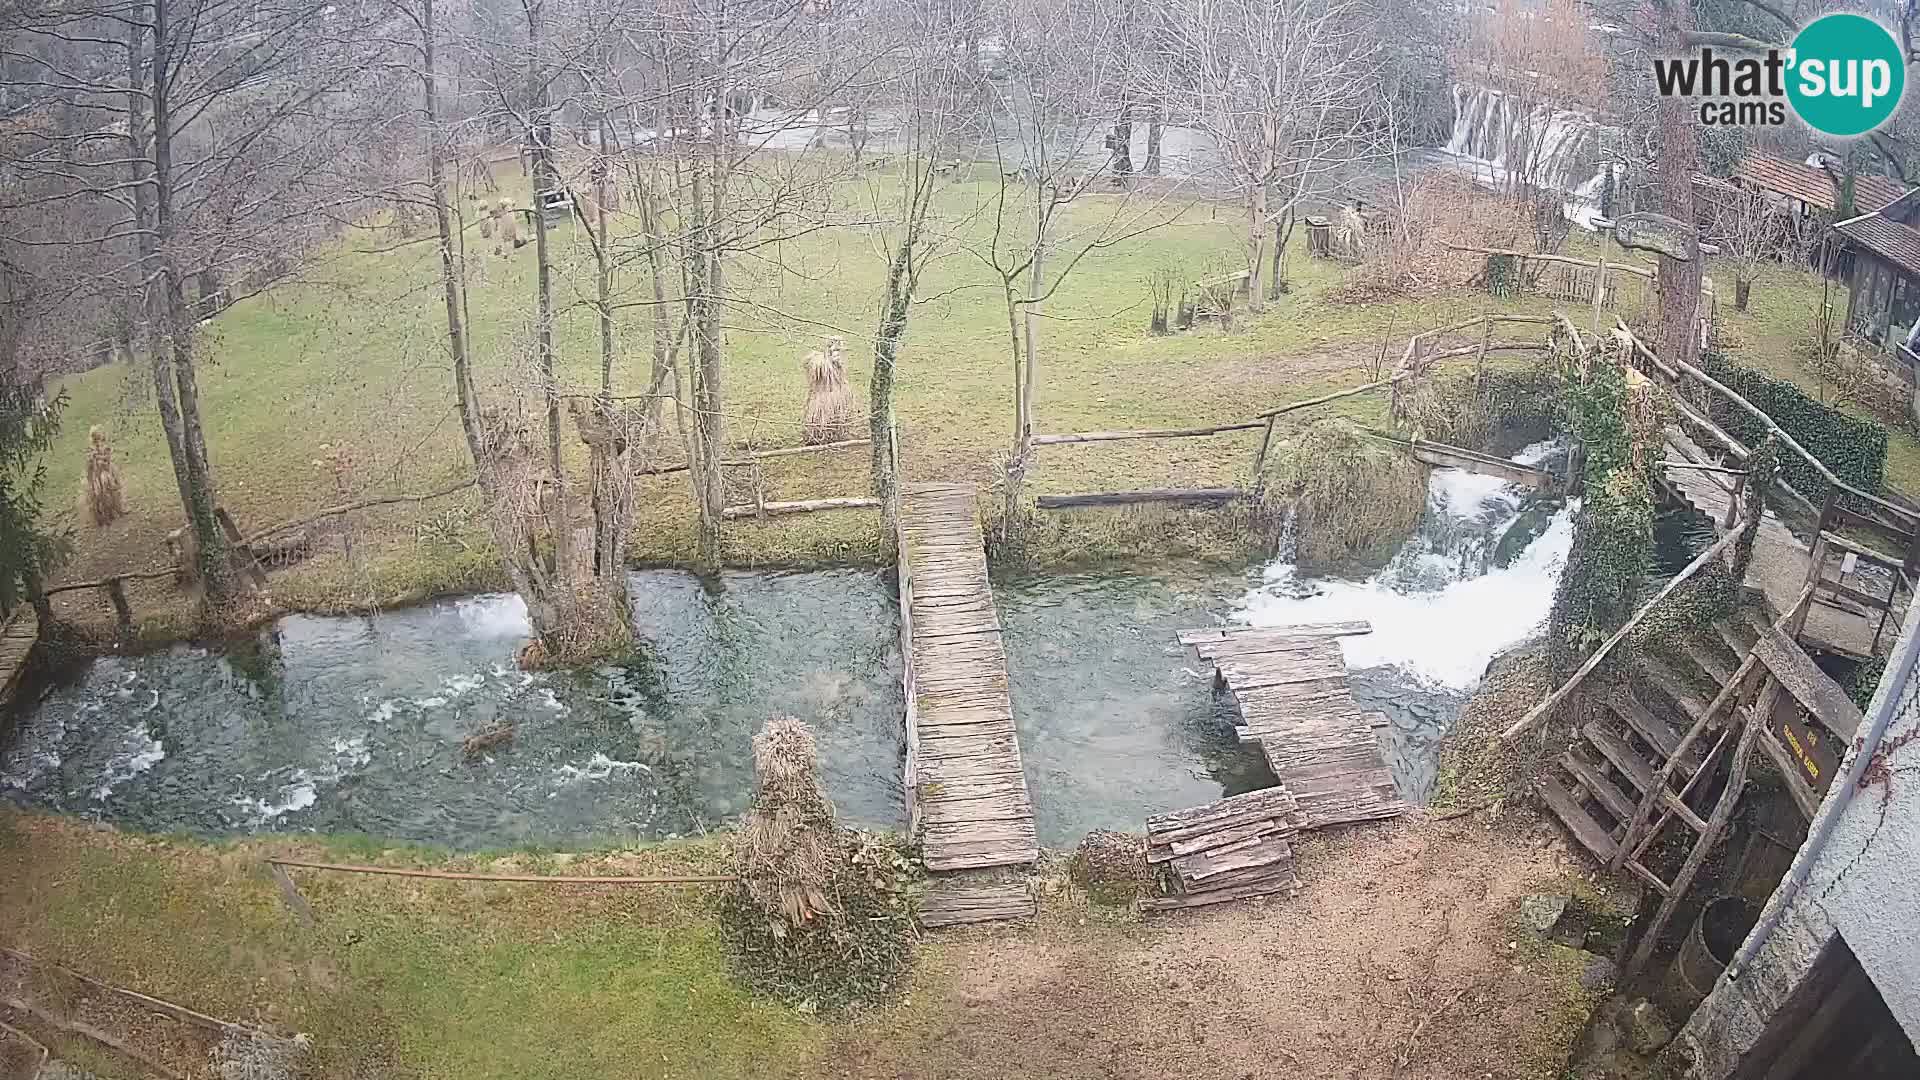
[{"xmin": 1699, "ymin": 351, "xmax": 1888, "ymax": 504}]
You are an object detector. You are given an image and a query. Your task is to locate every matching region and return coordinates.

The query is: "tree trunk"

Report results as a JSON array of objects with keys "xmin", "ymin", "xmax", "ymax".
[
  {"xmin": 147, "ymin": 0, "xmax": 231, "ymax": 597},
  {"xmin": 1108, "ymin": 102, "xmax": 1133, "ymax": 187},
  {"xmin": 1269, "ymin": 207, "xmax": 1289, "ymax": 300},
  {"xmin": 593, "ymin": 111, "xmax": 619, "ymax": 577},
  {"xmin": 527, "ymin": 5, "xmax": 568, "ymax": 584},
  {"xmin": 421, "ymin": 0, "xmax": 546, "ymax": 625},
  {"xmin": 1246, "ymin": 185, "xmax": 1268, "ymax": 315},
  {"xmin": 871, "ymin": 234, "xmax": 915, "ymax": 501},
  {"xmin": 1144, "ymin": 102, "xmax": 1163, "ymax": 177},
  {"xmin": 682, "ymin": 73, "xmax": 727, "ymax": 565},
  {"xmin": 1652, "ymin": 5, "xmax": 1704, "ymax": 367}
]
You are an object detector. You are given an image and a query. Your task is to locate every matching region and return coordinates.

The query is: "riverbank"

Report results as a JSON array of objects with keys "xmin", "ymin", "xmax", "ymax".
[
  {"xmin": 38, "ymin": 165, "xmax": 1892, "ymax": 643},
  {"xmin": 0, "ymin": 805, "xmax": 1620, "ymax": 1079}
]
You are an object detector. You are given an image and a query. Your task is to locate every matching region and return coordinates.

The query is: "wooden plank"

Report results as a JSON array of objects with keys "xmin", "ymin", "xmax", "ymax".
[
  {"xmin": 1144, "ymin": 787, "xmax": 1306, "ymax": 845},
  {"xmin": 1584, "ymin": 723, "xmax": 1658, "ymax": 794},
  {"xmin": 1757, "ymin": 726, "xmax": 1823, "ymax": 819},
  {"xmin": 1604, "ymin": 690, "xmax": 1690, "ymax": 769},
  {"xmin": 1177, "ymin": 621, "xmax": 1371, "ymax": 648},
  {"xmin": 1561, "ymin": 752, "xmax": 1636, "ymax": 824},
  {"xmin": 920, "ymin": 881, "xmax": 1036, "ymax": 928},
  {"xmin": 1172, "ymin": 835, "xmax": 1292, "ymax": 883},
  {"xmin": 1540, "ymin": 775, "xmax": 1621, "ymax": 863},
  {"xmin": 1753, "ymin": 627, "xmax": 1865, "ymax": 741},
  {"xmin": 1141, "ymin": 868, "xmax": 1300, "ymax": 911}
]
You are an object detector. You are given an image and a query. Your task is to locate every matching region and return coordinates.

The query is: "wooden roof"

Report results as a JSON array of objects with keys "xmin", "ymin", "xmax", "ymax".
[{"xmin": 1734, "ymin": 152, "xmax": 1905, "ymax": 214}]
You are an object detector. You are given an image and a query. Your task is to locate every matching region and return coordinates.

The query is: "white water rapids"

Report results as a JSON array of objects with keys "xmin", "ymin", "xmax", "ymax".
[{"xmin": 1237, "ymin": 440, "xmax": 1575, "ymax": 691}]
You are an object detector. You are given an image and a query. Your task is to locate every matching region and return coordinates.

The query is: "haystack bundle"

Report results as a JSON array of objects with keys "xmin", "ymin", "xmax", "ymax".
[
  {"xmin": 84, "ymin": 426, "xmax": 127, "ymax": 526},
  {"xmin": 800, "ymin": 335, "xmax": 856, "ymax": 445},
  {"xmin": 720, "ymin": 715, "xmax": 916, "ymax": 1008},
  {"xmin": 497, "ymin": 198, "xmax": 522, "ymax": 248}
]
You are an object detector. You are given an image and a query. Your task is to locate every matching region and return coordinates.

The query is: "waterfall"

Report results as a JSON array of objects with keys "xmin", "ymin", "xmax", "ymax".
[
  {"xmin": 1438, "ymin": 84, "xmax": 1612, "ymax": 228},
  {"xmin": 1235, "ymin": 440, "xmax": 1575, "ymax": 689}
]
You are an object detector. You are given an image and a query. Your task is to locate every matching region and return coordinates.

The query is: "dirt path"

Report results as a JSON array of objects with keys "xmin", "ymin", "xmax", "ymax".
[{"xmin": 823, "ymin": 813, "xmax": 1604, "ymax": 1080}]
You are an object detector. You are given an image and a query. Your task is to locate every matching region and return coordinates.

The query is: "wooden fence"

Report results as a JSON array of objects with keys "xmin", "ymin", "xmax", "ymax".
[
  {"xmin": 1024, "ymin": 313, "xmax": 1568, "ymax": 512},
  {"xmin": 643, "ymin": 437, "xmax": 884, "ymax": 521}
]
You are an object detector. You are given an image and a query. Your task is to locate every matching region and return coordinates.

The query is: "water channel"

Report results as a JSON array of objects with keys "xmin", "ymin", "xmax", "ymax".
[{"xmin": 2, "ymin": 445, "xmax": 1577, "ymax": 851}]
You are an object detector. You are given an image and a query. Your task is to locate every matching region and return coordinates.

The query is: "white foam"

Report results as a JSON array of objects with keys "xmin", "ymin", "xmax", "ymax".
[
  {"xmin": 91, "ymin": 727, "xmax": 166, "ymax": 801},
  {"xmin": 1237, "ymin": 447, "xmax": 1574, "ymax": 690},
  {"xmin": 233, "ymin": 770, "xmax": 318, "ymax": 824},
  {"xmin": 330, "ymin": 736, "xmax": 371, "ymax": 769},
  {"xmin": 457, "ymin": 594, "xmax": 532, "ymax": 639},
  {"xmin": 552, "ymin": 752, "xmax": 652, "ymax": 784}
]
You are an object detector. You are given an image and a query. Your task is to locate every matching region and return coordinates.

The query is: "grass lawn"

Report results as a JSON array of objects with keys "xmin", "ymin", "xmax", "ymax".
[{"xmin": 34, "ymin": 168, "xmax": 1907, "ymax": 635}]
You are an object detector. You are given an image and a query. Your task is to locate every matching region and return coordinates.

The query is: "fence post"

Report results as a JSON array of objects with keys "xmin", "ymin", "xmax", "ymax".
[
  {"xmin": 1250, "ymin": 415, "xmax": 1279, "ymax": 493},
  {"xmin": 1476, "ymin": 321, "xmax": 1492, "ymax": 387},
  {"xmin": 105, "ymin": 577, "xmax": 134, "ymax": 637}
]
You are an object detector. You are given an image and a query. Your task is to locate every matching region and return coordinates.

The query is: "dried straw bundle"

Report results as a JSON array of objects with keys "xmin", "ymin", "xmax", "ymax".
[
  {"xmin": 84, "ymin": 426, "xmax": 127, "ymax": 526},
  {"xmin": 800, "ymin": 336, "xmax": 856, "ymax": 445}
]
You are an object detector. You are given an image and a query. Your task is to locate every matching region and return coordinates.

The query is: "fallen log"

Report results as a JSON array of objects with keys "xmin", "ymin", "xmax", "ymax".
[{"xmin": 1034, "ymin": 487, "xmax": 1244, "ymax": 510}]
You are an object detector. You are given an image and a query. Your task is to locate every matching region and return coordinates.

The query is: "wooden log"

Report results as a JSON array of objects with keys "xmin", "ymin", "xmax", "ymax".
[
  {"xmin": 1502, "ymin": 527, "xmax": 1744, "ymax": 741},
  {"xmin": 265, "ymin": 858, "xmax": 735, "ymax": 884},
  {"xmin": 1175, "ymin": 621, "xmax": 1370, "ymax": 646},
  {"xmin": 1029, "ymin": 421, "xmax": 1265, "ymax": 445},
  {"xmin": 40, "ymin": 567, "xmax": 178, "ymax": 597},
  {"xmin": 719, "ymin": 497, "xmax": 882, "ymax": 520},
  {"xmin": 1033, "ymin": 488, "xmax": 1244, "ymax": 510}
]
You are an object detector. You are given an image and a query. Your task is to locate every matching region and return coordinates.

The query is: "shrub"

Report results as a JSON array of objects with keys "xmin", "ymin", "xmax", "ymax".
[{"xmin": 1699, "ymin": 351, "xmax": 1888, "ymax": 503}]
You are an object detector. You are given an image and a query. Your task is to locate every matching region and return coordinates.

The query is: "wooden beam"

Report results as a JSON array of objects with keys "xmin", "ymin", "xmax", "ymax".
[
  {"xmin": 1029, "ymin": 421, "xmax": 1265, "ymax": 445},
  {"xmin": 1621, "ymin": 681, "xmax": 1774, "ymax": 983},
  {"xmin": 1034, "ymin": 488, "xmax": 1245, "ymax": 509},
  {"xmin": 1502, "ymin": 528, "xmax": 1744, "ymax": 742},
  {"xmin": 719, "ymin": 497, "xmax": 882, "ymax": 520},
  {"xmin": 1358, "ymin": 432, "xmax": 1557, "ymax": 490},
  {"xmin": 1617, "ymin": 584, "xmax": 1816, "ymax": 864}
]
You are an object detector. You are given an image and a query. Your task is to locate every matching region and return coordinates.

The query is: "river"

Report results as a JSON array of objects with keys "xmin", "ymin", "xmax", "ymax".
[{"xmin": 2, "ymin": 444, "xmax": 1575, "ymax": 849}]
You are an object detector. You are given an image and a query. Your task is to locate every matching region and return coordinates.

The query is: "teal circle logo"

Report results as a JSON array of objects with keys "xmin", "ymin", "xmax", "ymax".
[{"xmin": 1787, "ymin": 14, "xmax": 1905, "ymax": 136}]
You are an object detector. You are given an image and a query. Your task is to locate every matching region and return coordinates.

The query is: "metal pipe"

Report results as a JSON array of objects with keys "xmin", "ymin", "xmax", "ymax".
[{"xmin": 1726, "ymin": 599, "xmax": 1920, "ymax": 980}]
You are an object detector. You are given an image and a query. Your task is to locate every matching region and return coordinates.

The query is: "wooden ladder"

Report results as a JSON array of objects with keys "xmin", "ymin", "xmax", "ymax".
[{"xmin": 1609, "ymin": 596, "xmax": 1816, "ymax": 981}]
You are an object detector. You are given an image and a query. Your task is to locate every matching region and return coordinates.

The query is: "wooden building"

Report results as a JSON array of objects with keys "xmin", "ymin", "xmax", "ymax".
[{"xmin": 1832, "ymin": 190, "xmax": 1920, "ymax": 387}]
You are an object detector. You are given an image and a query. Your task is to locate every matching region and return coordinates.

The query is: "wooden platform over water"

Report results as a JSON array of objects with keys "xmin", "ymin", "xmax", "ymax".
[
  {"xmin": 1180, "ymin": 623, "xmax": 1405, "ymax": 828},
  {"xmin": 1662, "ymin": 428, "xmax": 1902, "ymax": 660},
  {"xmin": 0, "ymin": 608, "xmax": 37, "ymax": 710},
  {"xmin": 896, "ymin": 483, "xmax": 1039, "ymax": 875}
]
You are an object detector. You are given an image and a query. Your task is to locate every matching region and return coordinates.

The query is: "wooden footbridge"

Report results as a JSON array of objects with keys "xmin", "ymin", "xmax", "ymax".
[
  {"xmin": 0, "ymin": 607, "xmax": 38, "ymax": 711},
  {"xmin": 895, "ymin": 483, "xmax": 1040, "ymax": 926}
]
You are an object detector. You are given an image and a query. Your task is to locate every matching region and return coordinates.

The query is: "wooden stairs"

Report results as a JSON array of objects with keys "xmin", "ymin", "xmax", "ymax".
[{"xmin": 1538, "ymin": 612, "xmax": 1761, "ymax": 896}]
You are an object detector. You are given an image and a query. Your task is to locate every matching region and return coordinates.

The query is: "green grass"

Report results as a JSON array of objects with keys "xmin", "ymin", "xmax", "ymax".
[
  {"xmin": 36, "ymin": 167, "xmax": 1562, "ymax": 632},
  {"xmin": 43, "ymin": 166, "xmax": 1894, "ymax": 635},
  {"xmin": 0, "ymin": 813, "xmax": 819, "ymax": 1079}
]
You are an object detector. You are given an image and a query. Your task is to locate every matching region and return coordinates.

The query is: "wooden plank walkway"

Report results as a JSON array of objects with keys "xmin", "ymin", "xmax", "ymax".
[
  {"xmin": 0, "ymin": 608, "xmax": 38, "ymax": 709},
  {"xmin": 1662, "ymin": 428, "xmax": 1899, "ymax": 659},
  {"xmin": 1180, "ymin": 623, "xmax": 1405, "ymax": 829},
  {"xmin": 897, "ymin": 483, "xmax": 1039, "ymax": 874}
]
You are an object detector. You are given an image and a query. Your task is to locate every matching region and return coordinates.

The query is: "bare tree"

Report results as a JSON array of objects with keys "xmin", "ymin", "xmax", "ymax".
[
  {"xmin": 1707, "ymin": 184, "xmax": 1789, "ymax": 312},
  {"xmin": 976, "ymin": 0, "xmax": 1179, "ymax": 532},
  {"xmin": 1, "ymin": 0, "xmax": 392, "ymax": 598},
  {"xmin": 1156, "ymin": 0, "xmax": 1382, "ymax": 309},
  {"xmin": 863, "ymin": 0, "xmax": 983, "ymax": 499}
]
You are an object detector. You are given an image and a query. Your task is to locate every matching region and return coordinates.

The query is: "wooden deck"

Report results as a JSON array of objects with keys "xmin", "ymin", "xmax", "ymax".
[
  {"xmin": 896, "ymin": 483, "xmax": 1039, "ymax": 875},
  {"xmin": 0, "ymin": 608, "xmax": 37, "ymax": 709},
  {"xmin": 1662, "ymin": 428, "xmax": 1902, "ymax": 659},
  {"xmin": 1180, "ymin": 623, "xmax": 1406, "ymax": 828}
]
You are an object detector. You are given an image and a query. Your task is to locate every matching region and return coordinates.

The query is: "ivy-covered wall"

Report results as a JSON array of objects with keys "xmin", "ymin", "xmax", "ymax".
[
  {"xmin": 1700, "ymin": 351, "xmax": 1888, "ymax": 502},
  {"xmin": 1546, "ymin": 351, "xmax": 1660, "ymax": 674}
]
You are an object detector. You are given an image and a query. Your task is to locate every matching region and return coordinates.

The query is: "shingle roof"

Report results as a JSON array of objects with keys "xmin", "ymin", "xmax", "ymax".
[
  {"xmin": 1834, "ymin": 213, "xmax": 1920, "ymax": 276},
  {"xmin": 1734, "ymin": 152, "xmax": 1905, "ymax": 213}
]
